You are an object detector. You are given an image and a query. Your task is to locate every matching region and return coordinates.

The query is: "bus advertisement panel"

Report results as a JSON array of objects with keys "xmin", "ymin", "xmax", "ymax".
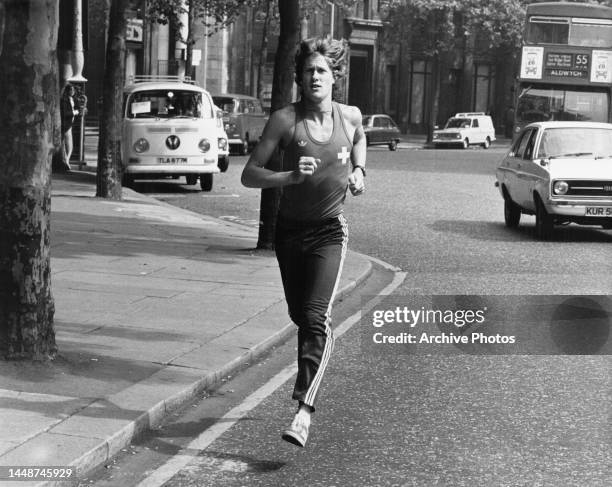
[{"xmin": 513, "ymin": 1, "xmax": 612, "ymax": 137}]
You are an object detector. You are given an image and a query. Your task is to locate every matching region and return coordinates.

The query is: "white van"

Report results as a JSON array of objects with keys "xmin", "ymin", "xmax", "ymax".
[
  {"xmin": 433, "ymin": 112, "xmax": 496, "ymax": 149},
  {"xmin": 122, "ymin": 76, "xmax": 220, "ymax": 190}
]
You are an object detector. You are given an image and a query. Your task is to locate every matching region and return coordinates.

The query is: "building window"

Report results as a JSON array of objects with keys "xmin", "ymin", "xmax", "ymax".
[{"xmin": 473, "ymin": 63, "xmax": 494, "ymax": 113}]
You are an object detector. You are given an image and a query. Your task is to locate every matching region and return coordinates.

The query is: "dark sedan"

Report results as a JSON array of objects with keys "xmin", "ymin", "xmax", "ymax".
[{"xmin": 362, "ymin": 114, "xmax": 401, "ymax": 151}]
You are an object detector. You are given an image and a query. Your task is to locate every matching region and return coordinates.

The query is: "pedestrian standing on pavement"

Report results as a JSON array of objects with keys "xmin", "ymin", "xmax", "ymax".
[
  {"xmin": 60, "ymin": 84, "xmax": 79, "ymax": 170},
  {"xmin": 241, "ymin": 36, "xmax": 366, "ymax": 448}
]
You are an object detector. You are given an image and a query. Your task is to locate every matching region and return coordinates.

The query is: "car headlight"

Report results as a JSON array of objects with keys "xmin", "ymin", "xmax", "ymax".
[
  {"xmin": 199, "ymin": 139, "xmax": 211, "ymax": 153},
  {"xmin": 455, "ymin": 134, "xmax": 461, "ymax": 139},
  {"xmin": 218, "ymin": 138, "xmax": 228, "ymax": 150},
  {"xmin": 133, "ymin": 138, "xmax": 149, "ymax": 153},
  {"xmin": 553, "ymin": 180, "xmax": 569, "ymax": 195},
  {"xmin": 432, "ymin": 133, "xmax": 439, "ymax": 139}
]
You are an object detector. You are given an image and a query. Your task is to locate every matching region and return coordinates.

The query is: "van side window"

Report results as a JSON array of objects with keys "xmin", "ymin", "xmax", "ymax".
[{"xmin": 472, "ymin": 119, "xmax": 479, "ymax": 128}]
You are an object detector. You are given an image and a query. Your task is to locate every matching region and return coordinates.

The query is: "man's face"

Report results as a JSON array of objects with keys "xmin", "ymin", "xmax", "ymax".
[{"xmin": 300, "ymin": 53, "xmax": 334, "ymax": 103}]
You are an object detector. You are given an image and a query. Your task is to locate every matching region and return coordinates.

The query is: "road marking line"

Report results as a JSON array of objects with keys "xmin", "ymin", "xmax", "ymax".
[{"xmin": 137, "ymin": 267, "xmax": 406, "ymax": 487}]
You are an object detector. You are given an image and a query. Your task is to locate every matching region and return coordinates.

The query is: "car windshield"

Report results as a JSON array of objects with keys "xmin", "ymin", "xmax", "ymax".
[
  {"xmin": 538, "ymin": 127, "xmax": 612, "ymax": 158},
  {"xmin": 362, "ymin": 116, "xmax": 371, "ymax": 126},
  {"xmin": 445, "ymin": 118, "xmax": 470, "ymax": 129},
  {"xmin": 127, "ymin": 90, "xmax": 212, "ymax": 119}
]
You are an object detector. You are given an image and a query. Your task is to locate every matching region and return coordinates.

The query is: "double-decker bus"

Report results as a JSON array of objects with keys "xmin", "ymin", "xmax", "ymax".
[{"xmin": 513, "ymin": 1, "xmax": 612, "ymax": 137}]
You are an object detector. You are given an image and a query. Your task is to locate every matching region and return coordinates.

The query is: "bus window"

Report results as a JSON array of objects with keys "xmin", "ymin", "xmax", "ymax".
[
  {"xmin": 570, "ymin": 19, "xmax": 612, "ymax": 47},
  {"xmin": 527, "ymin": 17, "xmax": 569, "ymax": 44}
]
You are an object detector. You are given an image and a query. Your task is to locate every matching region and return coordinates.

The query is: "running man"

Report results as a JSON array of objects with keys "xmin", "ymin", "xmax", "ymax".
[{"xmin": 241, "ymin": 36, "xmax": 366, "ymax": 447}]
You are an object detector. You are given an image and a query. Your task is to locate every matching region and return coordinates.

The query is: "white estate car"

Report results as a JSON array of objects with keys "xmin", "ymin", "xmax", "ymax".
[
  {"xmin": 495, "ymin": 121, "xmax": 612, "ymax": 239},
  {"xmin": 122, "ymin": 76, "xmax": 220, "ymax": 191},
  {"xmin": 433, "ymin": 112, "xmax": 496, "ymax": 149}
]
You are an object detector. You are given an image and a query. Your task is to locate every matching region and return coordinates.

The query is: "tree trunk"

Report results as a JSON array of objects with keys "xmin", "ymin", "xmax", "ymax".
[
  {"xmin": 96, "ymin": 0, "xmax": 129, "ymax": 199},
  {"xmin": 256, "ymin": 0, "xmax": 272, "ymax": 100},
  {"xmin": 426, "ymin": 54, "xmax": 441, "ymax": 144},
  {"xmin": 256, "ymin": 0, "xmax": 300, "ymax": 250},
  {"xmin": 0, "ymin": 0, "xmax": 58, "ymax": 360},
  {"xmin": 185, "ymin": 0, "xmax": 195, "ymax": 80}
]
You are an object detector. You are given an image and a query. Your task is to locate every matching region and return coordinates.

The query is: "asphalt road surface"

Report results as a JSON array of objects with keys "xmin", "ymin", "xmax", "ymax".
[{"xmin": 84, "ymin": 144, "xmax": 611, "ymax": 486}]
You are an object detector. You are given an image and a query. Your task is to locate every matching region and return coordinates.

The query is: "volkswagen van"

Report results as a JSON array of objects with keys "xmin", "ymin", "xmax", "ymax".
[{"xmin": 122, "ymin": 76, "xmax": 220, "ymax": 191}]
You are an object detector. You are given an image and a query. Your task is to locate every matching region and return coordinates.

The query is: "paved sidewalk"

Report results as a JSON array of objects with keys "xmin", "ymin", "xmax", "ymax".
[{"xmin": 0, "ymin": 171, "xmax": 373, "ymax": 486}]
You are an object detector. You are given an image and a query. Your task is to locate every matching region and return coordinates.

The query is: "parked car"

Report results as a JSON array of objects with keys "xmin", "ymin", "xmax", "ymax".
[
  {"xmin": 212, "ymin": 93, "xmax": 267, "ymax": 155},
  {"xmin": 495, "ymin": 121, "xmax": 612, "ymax": 239},
  {"xmin": 213, "ymin": 104, "xmax": 229, "ymax": 173},
  {"xmin": 362, "ymin": 114, "xmax": 401, "ymax": 150},
  {"xmin": 433, "ymin": 112, "xmax": 496, "ymax": 149},
  {"xmin": 122, "ymin": 75, "xmax": 219, "ymax": 191}
]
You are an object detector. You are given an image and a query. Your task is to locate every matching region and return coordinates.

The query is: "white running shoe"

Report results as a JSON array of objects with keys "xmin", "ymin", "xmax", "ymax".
[{"xmin": 281, "ymin": 414, "xmax": 309, "ymax": 447}]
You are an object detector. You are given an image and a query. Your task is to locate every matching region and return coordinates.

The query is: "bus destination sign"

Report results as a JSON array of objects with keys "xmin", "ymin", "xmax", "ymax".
[{"xmin": 545, "ymin": 52, "xmax": 589, "ymax": 79}]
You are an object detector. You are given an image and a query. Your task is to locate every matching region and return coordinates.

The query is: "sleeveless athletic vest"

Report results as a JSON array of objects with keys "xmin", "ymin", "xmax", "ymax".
[{"xmin": 279, "ymin": 101, "xmax": 354, "ymax": 222}]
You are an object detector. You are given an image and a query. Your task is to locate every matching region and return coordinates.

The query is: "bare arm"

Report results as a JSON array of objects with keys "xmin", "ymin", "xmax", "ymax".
[
  {"xmin": 241, "ymin": 108, "xmax": 301, "ymax": 189},
  {"xmin": 346, "ymin": 105, "xmax": 366, "ymax": 196}
]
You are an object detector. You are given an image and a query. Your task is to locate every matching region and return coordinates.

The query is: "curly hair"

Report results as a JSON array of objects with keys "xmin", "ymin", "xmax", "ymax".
[{"xmin": 294, "ymin": 36, "xmax": 348, "ymax": 86}]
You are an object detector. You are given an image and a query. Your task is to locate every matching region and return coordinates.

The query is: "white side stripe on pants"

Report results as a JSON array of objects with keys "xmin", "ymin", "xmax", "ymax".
[{"xmin": 304, "ymin": 214, "xmax": 348, "ymax": 406}]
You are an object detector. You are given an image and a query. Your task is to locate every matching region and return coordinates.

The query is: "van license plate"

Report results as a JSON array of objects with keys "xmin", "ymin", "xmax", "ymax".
[
  {"xmin": 158, "ymin": 157, "xmax": 187, "ymax": 164},
  {"xmin": 585, "ymin": 207, "xmax": 612, "ymax": 217}
]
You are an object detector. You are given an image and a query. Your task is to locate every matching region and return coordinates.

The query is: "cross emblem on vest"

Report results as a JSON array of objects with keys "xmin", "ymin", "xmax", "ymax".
[{"xmin": 337, "ymin": 146, "xmax": 350, "ymax": 165}]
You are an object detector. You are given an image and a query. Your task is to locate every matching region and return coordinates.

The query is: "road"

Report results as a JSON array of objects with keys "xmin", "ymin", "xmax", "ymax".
[{"xmin": 82, "ymin": 145, "xmax": 611, "ymax": 486}]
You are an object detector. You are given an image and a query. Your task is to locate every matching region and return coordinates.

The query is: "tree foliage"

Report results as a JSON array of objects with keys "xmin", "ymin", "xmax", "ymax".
[
  {"xmin": 381, "ymin": 0, "xmax": 529, "ymax": 54},
  {"xmin": 147, "ymin": 0, "xmax": 257, "ymax": 40}
]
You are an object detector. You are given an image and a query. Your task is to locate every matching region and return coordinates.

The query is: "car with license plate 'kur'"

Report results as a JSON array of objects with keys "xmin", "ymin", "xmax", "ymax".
[{"xmin": 495, "ymin": 121, "xmax": 612, "ymax": 239}]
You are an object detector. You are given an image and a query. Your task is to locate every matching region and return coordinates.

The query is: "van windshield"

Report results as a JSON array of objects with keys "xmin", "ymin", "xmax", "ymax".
[
  {"xmin": 127, "ymin": 90, "xmax": 213, "ymax": 119},
  {"xmin": 212, "ymin": 97, "xmax": 236, "ymax": 114},
  {"xmin": 445, "ymin": 118, "xmax": 471, "ymax": 129}
]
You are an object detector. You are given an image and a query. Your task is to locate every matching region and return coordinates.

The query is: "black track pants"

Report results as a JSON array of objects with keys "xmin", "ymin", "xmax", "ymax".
[{"xmin": 275, "ymin": 215, "xmax": 348, "ymax": 410}]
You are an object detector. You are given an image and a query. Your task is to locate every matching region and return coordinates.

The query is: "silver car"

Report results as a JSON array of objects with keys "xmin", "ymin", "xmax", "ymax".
[{"xmin": 495, "ymin": 121, "xmax": 612, "ymax": 239}]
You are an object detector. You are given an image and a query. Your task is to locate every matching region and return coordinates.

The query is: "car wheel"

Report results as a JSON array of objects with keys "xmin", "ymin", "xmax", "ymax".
[
  {"xmin": 218, "ymin": 156, "xmax": 229, "ymax": 173},
  {"xmin": 482, "ymin": 137, "xmax": 491, "ymax": 149},
  {"xmin": 185, "ymin": 174, "xmax": 198, "ymax": 185},
  {"xmin": 534, "ymin": 197, "xmax": 553, "ymax": 240},
  {"xmin": 503, "ymin": 195, "xmax": 521, "ymax": 228},
  {"xmin": 388, "ymin": 140, "xmax": 398, "ymax": 151},
  {"xmin": 462, "ymin": 138, "xmax": 469, "ymax": 149},
  {"xmin": 200, "ymin": 173, "xmax": 213, "ymax": 191}
]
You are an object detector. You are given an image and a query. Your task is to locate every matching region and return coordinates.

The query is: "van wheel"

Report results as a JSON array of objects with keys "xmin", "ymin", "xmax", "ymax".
[
  {"xmin": 185, "ymin": 174, "xmax": 198, "ymax": 185},
  {"xmin": 200, "ymin": 174, "xmax": 213, "ymax": 191},
  {"xmin": 482, "ymin": 137, "xmax": 491, "ymax": 149},
  {"xmin": 218, "ymin": 156, "xmax": 229, "ymax": 173},
  {"xmin": 388, "ymin": 140, "xmax": 398, "ymax": 151},
  {"xmin": 462, "ymin": 138, "xmax": 469, "ymax": 149}
]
